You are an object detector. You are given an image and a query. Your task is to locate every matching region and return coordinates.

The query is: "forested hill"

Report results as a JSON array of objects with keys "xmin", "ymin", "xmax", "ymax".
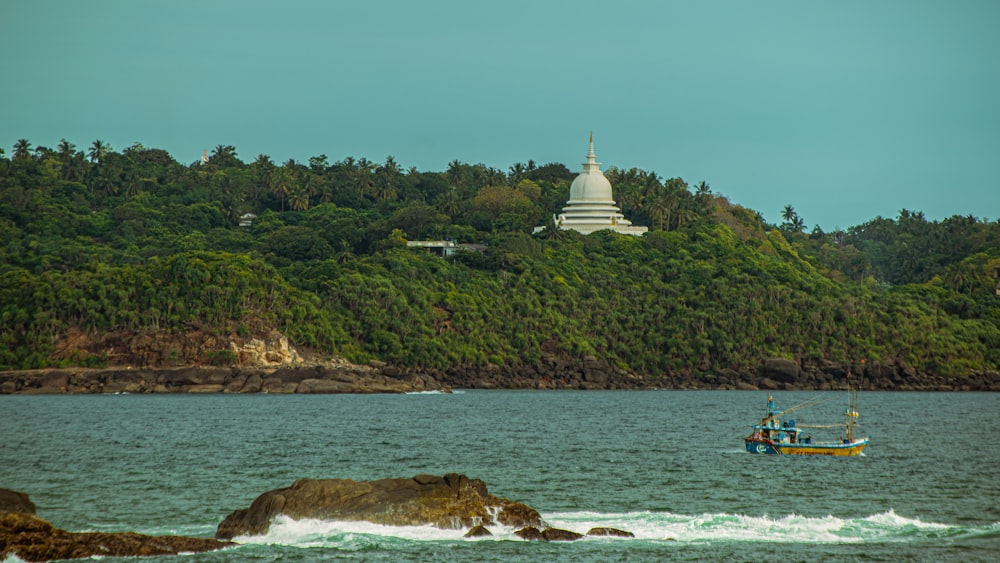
[{"xmin": 1, "ymin": 139, "xmax": 999, "ymax": 379}]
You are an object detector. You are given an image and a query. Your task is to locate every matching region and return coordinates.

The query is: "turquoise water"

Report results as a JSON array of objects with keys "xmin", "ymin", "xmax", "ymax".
[{"xmin": 2, "ymin": 390, "xmax": 999, "ymax": 562}]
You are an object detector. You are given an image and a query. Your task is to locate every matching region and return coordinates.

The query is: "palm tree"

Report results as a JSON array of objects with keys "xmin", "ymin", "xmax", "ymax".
[
  {"xmin": 446, "ymin": 159, "xmax": 465, "ymax": 188},
  {"xmin": 288, "ymin": 185, "xmax": 310, "ymax": 211},
  {"xmin": 374, "ymin": 156, "xmax": 400, "ymax": 201},
  {"xmin": 352, "ymin": 158, "xmax": 374, "ymax": 203},
  {"xmin": 271, "ymin": 167, "xmax": 294, "ymax": 211},
  {"xmin": 673, "ymin": 197, "xmax": 695, "ymax": 229},
  {"xmin": 485, "ymin": 167, "xmax": 506, "ymax": 186},
  {"xmin": 437, "ymin": 187, "xmax": 460, "ymax": 217},
  {"xmin": 308, "ymin": 154, "xmax": 329, "ymax": 172},
  {"xmin": 646, "ymin": 191, "xmax": 671, "ymax": 231},
  {"xmin": 12, "ymin": 139, "xmax": 32, "ymax": 160},
  {"xmin": 508, "ymin": 162, "xmax": 526, "ymax": 185},
  {"xmin": 57, "ymin": 139, "xmax": 75, "ymax": 160},
  {"xmin": 125, "ymin": 173, "xmax": 143, "ymax": 198},
  {"xmin": 88, "ymin": 140, "xmax": 109, "ymax": 164},
  {"xmin": 782, "ymin": 204, "xmax": 797, "ymax": 223},
  {"xmin": 250, "ymin": 153, "xmax": 275, "ymax": 204},
  {"xmin": 781, "ymin": 204, "xmax": 805, "ymax": 232},
  {"xmin": 335, "ymin": 241, "xmax": 356, "ymax": 264}
]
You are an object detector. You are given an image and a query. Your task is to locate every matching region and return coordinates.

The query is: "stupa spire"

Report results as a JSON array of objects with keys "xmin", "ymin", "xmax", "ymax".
[
  {"xmin": 531, "ymin": 135, "xmax": 647, "ymax": 236},
  {"xmin": 584, "ymin": 132, "xmax": 600, "ymax": 172}
]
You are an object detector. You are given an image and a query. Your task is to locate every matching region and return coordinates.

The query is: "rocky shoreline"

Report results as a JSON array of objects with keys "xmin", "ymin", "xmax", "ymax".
[
  {"xmin": 2, "ymin": 356, "xmax": 999, "ymax": 394},
  {"xmin": 2, "ymin": 475, "xmax": 633, "ymax": 561},
  {"xmin": 0, "ymin": 489, "xmax": 231, "ymax": 562}
]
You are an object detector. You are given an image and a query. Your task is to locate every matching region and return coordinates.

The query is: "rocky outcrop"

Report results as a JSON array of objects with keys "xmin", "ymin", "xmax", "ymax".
[
  {"xmin": 215, "ymin": 474, "xmax": 542, "ymax": 540},
  {"xmin": 418, "ymin": 356, "xmax": 1000, "ymax": 392},
  {"xmin": 587, "ymin": 526, "xmax": 635, "ymax": 537},
  {"xmin": 464, "ymin": 525, "xmax": 492, "ymax": 537},
  {"xmin": 51, "ymin": 327, "xmax": 303, "ymax": 369},
  {"xmin": 512, "ymin": 526, "xmax": 587, "ymax": 541},
  {"xmin": 0, "ymin": 490, "xmax": 230, "ymax": 562},
  {"xmin": 0, "ymin": 364, "xmax": 446, "ymax": 395},
  {"xmin": 4, "ymin": 355, "xmax": 1000, "ymax": 394},
  {"xmin": 0, "ymin": 489, "xmax": 36, "ymax": 515}
]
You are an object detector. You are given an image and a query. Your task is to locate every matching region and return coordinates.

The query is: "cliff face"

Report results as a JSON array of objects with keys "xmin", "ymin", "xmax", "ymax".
[{"xmin": 52, "ymin": 327, "xmax": 303, "ymax": 368}]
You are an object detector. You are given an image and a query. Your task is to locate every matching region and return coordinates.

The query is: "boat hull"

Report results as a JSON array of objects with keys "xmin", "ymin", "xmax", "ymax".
[{"xmin": 745, "ymin": 438, "xmax": 868, "ymax": 456}]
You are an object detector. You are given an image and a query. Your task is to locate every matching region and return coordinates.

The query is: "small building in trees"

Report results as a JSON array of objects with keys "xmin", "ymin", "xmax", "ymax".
[
  {"xmin": 534, "ymin": 134, "xmax": 647, "ymax": 236},
  {"xmin": 406, "ymin": 240, "xmax": 485, "ymax": 257}
]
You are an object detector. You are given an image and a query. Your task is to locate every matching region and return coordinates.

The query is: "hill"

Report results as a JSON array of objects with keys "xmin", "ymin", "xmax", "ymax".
[{"xmin": 1, "ymin": 140, "xmax": 998, "ymax": 386}]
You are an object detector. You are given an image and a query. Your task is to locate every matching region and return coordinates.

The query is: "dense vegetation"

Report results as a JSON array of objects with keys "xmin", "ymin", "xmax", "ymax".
[{"xmin": 1, "ymin": 139, "xmax": 998, "ymax": 377}]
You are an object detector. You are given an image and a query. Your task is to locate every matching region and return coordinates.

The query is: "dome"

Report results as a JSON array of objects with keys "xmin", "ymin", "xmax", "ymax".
[
  {"xmin": 567, "ymin": 137, "xmax": 615, "ymax": 203},
  {"xmin": 532, "ymin": 134, "xmax": 647, "ymax": 236}
]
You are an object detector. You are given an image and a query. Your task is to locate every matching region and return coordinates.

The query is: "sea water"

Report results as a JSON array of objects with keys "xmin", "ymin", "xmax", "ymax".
[{"xmin": 2, "ymin": 390, "xmax": 998, "ymax": 562}]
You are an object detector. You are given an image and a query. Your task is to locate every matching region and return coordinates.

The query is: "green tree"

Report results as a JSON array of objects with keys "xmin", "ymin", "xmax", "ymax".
[
  {"xmin": 88, "ymin": 140, "xmax": 110, "ymax": 164},
  {"xmin": 12, "ymin": 139, "xmax": 32, "ymax": 160}
]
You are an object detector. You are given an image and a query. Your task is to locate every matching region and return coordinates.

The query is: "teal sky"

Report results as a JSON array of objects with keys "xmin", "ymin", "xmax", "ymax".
[{"xmin": 3, "ymin": 0, "xmax": 998, "ymax": 230}]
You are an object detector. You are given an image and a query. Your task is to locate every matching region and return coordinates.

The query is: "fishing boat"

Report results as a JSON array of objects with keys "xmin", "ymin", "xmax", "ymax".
[{"xmin": 744, "ymin": 371, "xmax": 869, "ymax": 456}]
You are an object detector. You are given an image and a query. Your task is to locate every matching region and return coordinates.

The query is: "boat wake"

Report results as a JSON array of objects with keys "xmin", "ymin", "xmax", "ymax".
[{"xmin": 231, "ymin": 509, "xmax": 1000, "ymax": 548}]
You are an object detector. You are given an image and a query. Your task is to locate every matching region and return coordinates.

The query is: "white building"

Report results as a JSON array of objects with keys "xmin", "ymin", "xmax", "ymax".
[{"xmin": 534, "ymin": 135, "xmax": 647, "ymax": 236}]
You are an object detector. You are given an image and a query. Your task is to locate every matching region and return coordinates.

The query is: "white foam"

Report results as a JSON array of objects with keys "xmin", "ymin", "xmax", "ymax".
[
  {"xmin": 230, "ymin": 509, "xmax": 970, "ymax": 548},
  {"xmin": 544, "ymin": 509, "xmax": 958, "ymax": 544},
  {"xmin": 237, "ymin": 515, "xmax": 471, "ymax": 547}
]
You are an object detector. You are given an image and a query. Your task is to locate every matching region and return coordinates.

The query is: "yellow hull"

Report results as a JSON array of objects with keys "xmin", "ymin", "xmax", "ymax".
[{"xmin": 776, "ymin": 441, "xmax": 868, "ymax": 456}]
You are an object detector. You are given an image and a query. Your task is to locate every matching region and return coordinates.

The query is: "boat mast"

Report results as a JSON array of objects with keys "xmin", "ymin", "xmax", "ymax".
[{"xmin": 844, "ymin": 361, "xmax": 862, "ymax": 442}]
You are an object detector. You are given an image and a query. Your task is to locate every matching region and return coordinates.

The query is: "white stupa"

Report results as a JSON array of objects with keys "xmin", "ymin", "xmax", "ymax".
[{"xmin": 534, "ymin": 134, "xmax": 647, "ymax": 236}]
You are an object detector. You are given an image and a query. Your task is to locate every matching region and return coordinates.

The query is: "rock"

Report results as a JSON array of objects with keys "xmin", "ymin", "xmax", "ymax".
[
  {"xmin": 260, "ymin": 376, "xmax": 295, "ymax": 393},
  {"xmin": 587, "ymin": 527, "xmax": 635, "ymax": 537},
  {"xmin": 0, "ymin": 489, "xmax": 36, "ymax": 515},
  {"xmin": 758, "ymin": 377, "xmax": 781, "ymax": 390},
  {"xmin": 295, "ymin": 378, "xmax": 353, "ymax": 393},
  {"xmin": 1, "ymin": 512, "xmax": 230, "ymax": 562},
  {"xmin": 464, "ymin": 525, "xmax": 492, "ymax": 537},
  {"xmin": 188, "ymin": 384, "xmax": 225, "ymax": 393},
  {"xmin": 101, "ymin": 370, "xmax": 155, "ymax": 394},
  {"xmin": 515, "ymin": 527, "xmax": 545, "ymax": 541},
  {"xmin": 542, "ymin": 527, "xmax": 584, "ymax": 541},
  {"xmin": 215, "ymin": 474, "xmax": 542, "ymax": 540},
  {"xmin": 25, "ymin": 372, "xmax": 69, "ymax": 394},
  {"xmin": 0, "ymin": 491, "xmax": 229, "ymax": 562},
  {"xmin": 761, "ymin": 358, "xmax": 800, "ymax": 382},
  {"xmin": 240, "ymin": 373, "xmax": 264, "ymax": 393}
]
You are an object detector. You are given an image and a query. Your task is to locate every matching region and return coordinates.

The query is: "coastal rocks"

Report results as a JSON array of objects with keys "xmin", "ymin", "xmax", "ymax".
[
  {"xmin": 0, "ymin": 365, "xmax": 446, "ymax": 395},
  {"xmin": 0, "ymin": 490, "xmax": 230, "ymax": 562},
  {"xmin": 761, "ymin": 358, "xmax": 800, "ymax": 382},
  {"xmin": 587, "ymin": 526, "xmax": 635, "ymax": 537},
  {"xmin": 4, "ymin": 355, "xmax": 1000, "ymax": 394},
  {"xmin": 215, "ymin": 474, "xmax": 543, "ymax": 540},
  {"xmin": 464, "ymin": 525, "xmax": 492, "ymax": 537},
  {"xmin": 514, "ymin": 527, "xmax": 545, "ymax": 540},
  {"xmin": 0, "ymin": 489, "xmax": 36, "ymax": 515},
  {"xmin": 513, "ymin": 527, "xmax": 587, "ymax": 541}
]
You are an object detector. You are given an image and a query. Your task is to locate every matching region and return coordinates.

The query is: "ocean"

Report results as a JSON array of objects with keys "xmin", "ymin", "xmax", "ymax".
[{"xmin": 2, "ymin": 390, "xmax": 999, "ymax": 562}]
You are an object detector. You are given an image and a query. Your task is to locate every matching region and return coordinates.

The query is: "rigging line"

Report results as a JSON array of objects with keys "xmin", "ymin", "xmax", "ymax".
[{"xmin": 777, "ymin": 395, "xmax": 834, "ymax": 417}]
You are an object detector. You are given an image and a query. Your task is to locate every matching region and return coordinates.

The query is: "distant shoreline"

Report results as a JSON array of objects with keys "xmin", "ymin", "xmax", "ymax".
[{"xmin": 2, "ymin": 359, "xmax": 999, "ymax": 394}]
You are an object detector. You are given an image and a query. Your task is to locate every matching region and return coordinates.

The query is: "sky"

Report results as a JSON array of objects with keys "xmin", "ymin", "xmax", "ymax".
[{"xmin": 2, "ymin": 0, "xmax": 998, "ymax": 230}]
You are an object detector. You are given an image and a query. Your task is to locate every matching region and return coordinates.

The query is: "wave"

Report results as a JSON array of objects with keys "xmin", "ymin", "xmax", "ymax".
[{"xmin": 231, "ymin": 510, "xmax": 1000, "ymax": 549}]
